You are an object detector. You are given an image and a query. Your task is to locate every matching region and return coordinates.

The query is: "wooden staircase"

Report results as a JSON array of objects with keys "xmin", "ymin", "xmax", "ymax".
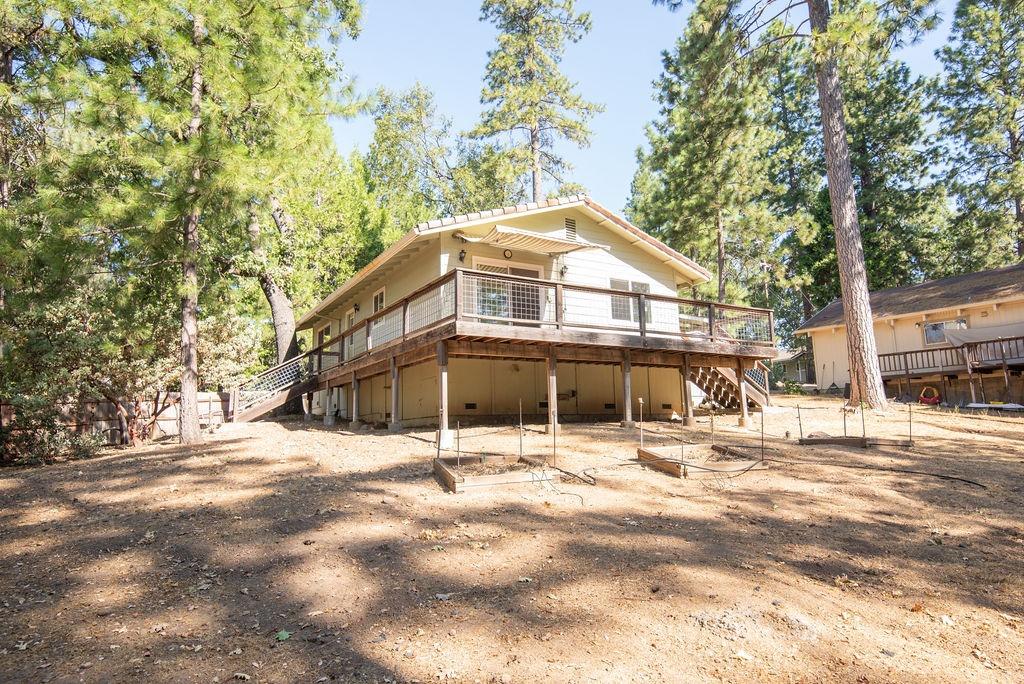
[
  {"xmin": 689, "ymin": 361, "xmax": 771, "ymax": 411},
  {"xmin": 229, "ymin": 350, "xmax": 317, "ymax": 423}
]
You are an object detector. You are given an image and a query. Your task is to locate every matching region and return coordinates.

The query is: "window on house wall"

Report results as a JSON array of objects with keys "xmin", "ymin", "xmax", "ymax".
[
  {"xmin": 372, "ymin": 288, "xmax": 386, "ymax": 313},
  {"xmin": 923, "ymin": 318, "xmax": 968, "ymax": 345},
  {"xmin": 610, "ymin": 279, "xmax": 652, "ymax": 323}
]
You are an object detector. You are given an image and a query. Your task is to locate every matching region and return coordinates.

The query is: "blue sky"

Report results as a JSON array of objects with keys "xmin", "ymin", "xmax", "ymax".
[{"xmin": 331, "ymin": 0, "xmax": 957, "ymax": 214}]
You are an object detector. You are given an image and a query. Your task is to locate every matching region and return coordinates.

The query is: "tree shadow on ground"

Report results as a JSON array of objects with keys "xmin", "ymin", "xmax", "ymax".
[{"xmin": 0, "ymin": 415, "xmax": 1021, "ymax": 682}]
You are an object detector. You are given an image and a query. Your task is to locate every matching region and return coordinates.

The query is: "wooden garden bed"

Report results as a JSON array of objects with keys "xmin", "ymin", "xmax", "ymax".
[
  {"xmin": 433, "ymin": 454, "xmax": 553, "ymax": 493},
  {"xmin": 636, "ymin": 444, "xmax": 768, "ymax": 479},
  {"xmin": 798, "ymin": 436, "xmax": 913, "ymax": 448}
]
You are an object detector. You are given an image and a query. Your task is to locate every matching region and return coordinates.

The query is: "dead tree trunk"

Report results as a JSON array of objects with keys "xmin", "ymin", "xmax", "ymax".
[
  {"xmin": 178, "ymin": 12, "xmax": 205, "ymax": 444},
  {"xmin": 807, "ymin": 0, "xmax": 887, "ymax": 409}
]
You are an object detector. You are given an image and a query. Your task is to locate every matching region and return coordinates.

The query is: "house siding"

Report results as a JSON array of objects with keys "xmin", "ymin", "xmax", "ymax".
[
  {"xmin": 806, "ymin": 298, "xmax": 1024, "ymax": 391},
  {"xmin": 307, "ymin": 207, "xmax": 701, "ymax": 420}
]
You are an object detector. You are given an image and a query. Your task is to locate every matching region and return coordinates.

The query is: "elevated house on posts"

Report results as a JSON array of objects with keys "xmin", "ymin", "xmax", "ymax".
[
  {"xmin": 229, "ymin": 196, "xmax": 778, "ymax": 444},
  {"xmin": 796, "ymin": 263, "xmax": 1024, "ymax": 405}
]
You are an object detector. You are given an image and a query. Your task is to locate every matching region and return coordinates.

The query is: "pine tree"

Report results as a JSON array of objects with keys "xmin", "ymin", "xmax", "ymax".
[
  {"xmin": 628, "ymin": 6, "xmax": 784, "ymax": 304},
  {"xmin": 936, "ymin": 0, "xmax": 1024, "ymax": 260},
  {"xmin": 472, "ymin": 0, "xmax": 603, "ymax": 201},
  {"xmin": 56, "ymin": 0, "xmax": 360, "ymax": 442}
]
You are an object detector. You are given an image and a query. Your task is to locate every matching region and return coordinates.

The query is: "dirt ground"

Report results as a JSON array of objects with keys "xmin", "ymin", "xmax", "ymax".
[{"xmin": 1, "ymin": 395, "xmax": 1023, "ymax": 683}]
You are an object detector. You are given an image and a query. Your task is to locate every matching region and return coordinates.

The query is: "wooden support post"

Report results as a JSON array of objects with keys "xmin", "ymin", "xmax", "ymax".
[
  {"xmin": 389, "ymin": 356, "xmax": 401, "ymax": 432},
  {"xmin": 962, "ymin": 347, "xmax": 976, "ymax": 404},
  {"xmin": 1000, "ymin": 340, "xmax": 1011, "ymax": 396},
  {"xmin": 546, "ymin": 348, "xmax": 559, "ymax": 435},
  {"xmin": 554, "ymin": 283, "xmax": 564, "ymax": 329},
  {"xmin": 681, "ymin": 355, "xmax": 695, "ymax": 427},
  {"xmin": 323, "ymin": 387, "xmax": 337, "ymax": 427},
  {"xmin": 621, "ymin": 351, "xmax": 634, "ymax": 428},
  {"xmin": 302, "ymin": 391, "xmax": 313, "ymax": 422},
  {"xmin": 437, "ymin": 341, "xmax": 452, "ymax": 448},
  {"xmin": 349, "ymin": 374, "xmax": 362, "ymax": 430},
  {"xmin": 736, "ymin": 358, "xmax": 750, "ymax": 427}
]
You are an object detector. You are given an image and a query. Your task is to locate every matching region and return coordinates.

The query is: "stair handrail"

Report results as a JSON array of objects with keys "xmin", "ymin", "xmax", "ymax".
[{"xmin": 230, "ymin": 340, "xmax": 333, "ymax": 418}]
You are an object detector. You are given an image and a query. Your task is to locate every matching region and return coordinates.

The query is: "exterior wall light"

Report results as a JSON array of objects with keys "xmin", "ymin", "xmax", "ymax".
[{"xmin": 458, "ymin": 249, "xmax": 467, "ymax": 263}]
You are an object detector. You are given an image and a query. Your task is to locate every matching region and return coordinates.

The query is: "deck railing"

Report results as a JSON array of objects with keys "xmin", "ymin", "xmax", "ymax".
[
  {"xmin": 312, "ymin": 269, "xmax": 773, "ymax": 375},
  {"xmin": 878, "ymin": 334, "xmax": 1024, "ymax": 377},
  {"xmin": 232, "ymin": 269, "xmax": 775, "ymax": 417},
  {"xmin": 456, "ymin": 269, "xmax": 775, "ymax": 346}
]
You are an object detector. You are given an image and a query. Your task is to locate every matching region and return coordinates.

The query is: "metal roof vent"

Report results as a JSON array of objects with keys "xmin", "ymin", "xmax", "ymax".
[{"xmin": 564, "ymin": 217, "xmax": 577, "ymax": 241}]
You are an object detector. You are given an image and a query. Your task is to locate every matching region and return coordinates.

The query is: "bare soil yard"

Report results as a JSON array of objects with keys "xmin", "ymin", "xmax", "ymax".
[{"xmin": 1, "ymin": 396, "xmax": 1022, "ymax": 683}]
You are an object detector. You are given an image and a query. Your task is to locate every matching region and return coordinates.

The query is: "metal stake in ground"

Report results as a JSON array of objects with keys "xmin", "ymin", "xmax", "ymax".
[
  {"xmin": 761, "ymin": 409, "xmax": 765, "ymax": 463},
  {"xmin": 710, "ymin": 406, "xmax": 715, "ymax": 446},
  {"xmin": 456, "ymin": 421, "xmax": 461, "ymax": 468},
  {"xmin": 909, "ymin": 402, "xmax": 913, "ymax": 443},
  {"xmin": 797, "ymin": 405, "xmax": 803, "ymax": 441}
]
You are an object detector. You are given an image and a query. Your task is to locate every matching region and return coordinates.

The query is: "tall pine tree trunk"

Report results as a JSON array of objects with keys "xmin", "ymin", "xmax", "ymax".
[
  {"xmin": 530, "ymin": 123, "xmax": 542, "ymax": 202},
  {"xmin": 716, "ymin": 207, "xmax": 726, "ymax": 302},
  {"xmin": 807, "ymin": 0, "xmax": 887, "ymax": 409},
  {"xmin": 1012, "ymin": 131, "xmax": 1023, "ymax": 258},
  {"xmin": 178, "ymin": 12, "xmax": 205, "ymax": 445}
]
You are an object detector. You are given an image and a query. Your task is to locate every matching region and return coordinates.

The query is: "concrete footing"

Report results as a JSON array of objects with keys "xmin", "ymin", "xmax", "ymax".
[{"xmin": 438, "ymin": 428, "xmax": 454, "ymax": 449}]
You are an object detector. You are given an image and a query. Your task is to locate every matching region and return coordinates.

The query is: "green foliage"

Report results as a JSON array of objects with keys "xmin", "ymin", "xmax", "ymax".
[
  {"xmin": 936, "ymin": 0, "xmax": 1024, "ymax": 260},
  {"xmin": 472, "ymin": 0, "xmax": 603, "ymax": 197}
]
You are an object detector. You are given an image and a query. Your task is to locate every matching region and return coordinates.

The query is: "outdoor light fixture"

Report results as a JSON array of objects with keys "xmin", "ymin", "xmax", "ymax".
[
  {"xmin": 560, "ymin": 265, "xmax": 568, "ymax": 278},
  {"xmin": 503, "ymin": 249, "xmax": 513, "ymax": 259},
  {"xmin": 353, "ymin": 303, "xmax": 360, "ymax": 313},
  {"xmin": 458, "ymin": 249, "xmax": 466, "ymax": 263}
]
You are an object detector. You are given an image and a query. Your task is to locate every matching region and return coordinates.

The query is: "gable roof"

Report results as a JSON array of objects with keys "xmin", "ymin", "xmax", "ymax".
[
  {"xmin": 297, "ymin": 195, "xmax": 711, "ymax": 330},
  {"xmin": 796, "ymin": 263, "xmax": 1024, "ymax": 333}
]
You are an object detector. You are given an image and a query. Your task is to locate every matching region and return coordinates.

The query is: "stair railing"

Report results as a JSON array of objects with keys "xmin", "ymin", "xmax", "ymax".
[{"xmin": 230, "ymin": 347, "xmax": 319, "ymax": 420}]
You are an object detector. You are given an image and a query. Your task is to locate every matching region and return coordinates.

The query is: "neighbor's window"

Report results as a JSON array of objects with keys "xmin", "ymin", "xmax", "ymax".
[
  {"xmin": 923, "ymin": 318, "xmax": 967, "ymax": 345},
  {"xmin": 372, "ymin": 288, "xmax": 386, "ymax": 313},
  {"xmin": 610, "ymin": 279, "xmax": 652, "ymax": 323}
]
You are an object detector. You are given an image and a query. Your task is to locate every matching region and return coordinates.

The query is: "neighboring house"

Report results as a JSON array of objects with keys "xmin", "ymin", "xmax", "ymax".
[
  {"xmin": 796, "ymin": 264, "xmax": 1024, "ymax": 404},
  {"xmin": 775, "ymin": 348, "xmax": 814, "ymax": 385},
  {"xmin": 229, "ymin": 196, "xmax": 777, "ymax": 441}
]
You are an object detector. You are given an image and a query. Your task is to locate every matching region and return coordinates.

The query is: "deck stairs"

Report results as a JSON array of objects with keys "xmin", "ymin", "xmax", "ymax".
[
  {"xmin": 689, "ymin": 362, "xmax": 771, "ymax": 411},
  {"xmin": 230, "ymin": 350, "xmax": 317, "ymax": 423}
]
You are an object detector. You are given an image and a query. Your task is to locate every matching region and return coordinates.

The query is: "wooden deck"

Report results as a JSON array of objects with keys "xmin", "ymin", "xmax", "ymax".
[{"xmin": 230, "ymin": 269, "xmax": 778, "ymax": 425}]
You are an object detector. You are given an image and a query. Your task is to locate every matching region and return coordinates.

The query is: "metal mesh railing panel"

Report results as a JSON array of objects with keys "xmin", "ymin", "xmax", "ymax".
[
  {"xmin": 713, "ymin": 307, "xmax": 772, "ymax": 343},
  {"xmin": 369, "ymin": 308, "xmax": 403, "ymax": 348},
  {"xmin": 408, "ymin": 280, "xmax": 455, "ymax": 332},
  {"xmin": 562, "ymin": 287, "xmax": 640, "ymax": 331},
  {"xmin": 236, "ymin": 353, "xmax": 313, "ymax": 412},
  {"xmin": 461, "ymin": 273, "xmax": 555, "ymax": 324},
  {"xmin": 347, "ymin": 326, "xmax": 367, "ymax": 358}
]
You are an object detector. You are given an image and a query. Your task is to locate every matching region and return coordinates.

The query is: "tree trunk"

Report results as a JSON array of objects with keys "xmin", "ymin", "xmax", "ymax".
[
  {"xmin": 178, "ymin": 12, "xmax": 205, "ymax": 445},
  {"xmin": 250, "ymin": 203, "xmax": 298, "ymax": 364},
  {"xmin": 807, "ymin": 0, "xmax": 887, "ymax": 409},
  {"xmin": 530, "ymin": 123, "xmax": 542, "ymax": 202},
  {"xmin": 716, "ymin": 206, "xmax": 726, "ymax": 303},
  {"xmin": 1012, "ymin": 131, "xmax": 1023, "ymax": 258}
]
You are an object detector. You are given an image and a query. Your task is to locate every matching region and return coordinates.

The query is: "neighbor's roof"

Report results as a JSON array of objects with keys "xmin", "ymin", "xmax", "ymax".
[
  {"xmin": 796, "ymin": 263, "xmax": 1024, "ymax": 333},
  {"xmin": 297, "ymin": 195, "xmax": 711, "ymax": 330}
]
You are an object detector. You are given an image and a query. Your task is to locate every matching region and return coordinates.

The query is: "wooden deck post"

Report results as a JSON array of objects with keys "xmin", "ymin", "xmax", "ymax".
[
  {"xmin": 681, "ymin": 355, "xmax": 695, "ymax": 427},
  {"xmin": 349, "ymin": 373, "xmax": 362, "ymax": 430},
  {"xmin": 437, "ymin": 341, "xmax": 452, "ymax": 448},
  {"xmin": 736, "ymin": 358, "xmax": 750, "ymax": 427},
  {"xmin": 546, "ymin": 348, "xmax": 559, "ymax": 435},
  {"xmin": 302, "ymin": 390, "xmax": 313, "ymax": 422},
  {"xmin": 389, "ymin": 356, "xmax": 401, "ymax": 432},
  {"xmin": 323, "ymin": 386, "xmax": 337, "ymax": 427},
  {"xmin": 621, "ymin": 351, "xmax": 635, "ymax": 428}
]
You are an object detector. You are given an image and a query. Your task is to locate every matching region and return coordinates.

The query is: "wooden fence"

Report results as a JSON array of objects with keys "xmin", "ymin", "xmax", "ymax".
[{"xmin": 0, "ymin": 392, "xmax": 230, "ymax": 446}]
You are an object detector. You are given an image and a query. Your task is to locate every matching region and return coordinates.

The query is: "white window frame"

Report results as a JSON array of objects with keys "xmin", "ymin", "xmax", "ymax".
[
  {"xmin": 610, "ymin": 278, "xmax": 652, "ymax": 323},
  {"xmin": 922, "ymin": 318, "xmax": 968, "ymax": 347},
  {"xmin": 344, "ymin": 308, "xmax": 356, "ymax": 332},
  {"xmin": 372, "ymin": 287, "xmax": 386, "ymax": 313},
  {"xmin": 471, "ymin": 255, "xmax": 543, "ymax": 279}
]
